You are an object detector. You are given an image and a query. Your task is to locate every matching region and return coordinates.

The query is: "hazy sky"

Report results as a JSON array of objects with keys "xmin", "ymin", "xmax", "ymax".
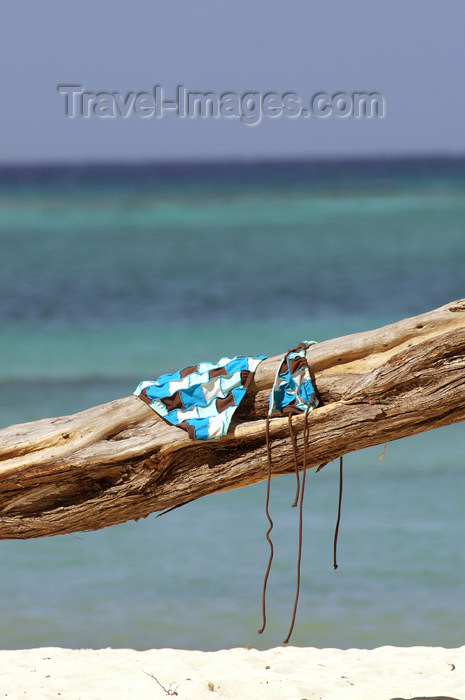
[{"xmin": 2, "ymin": 0, "xmax": 464, "ymax": 164}]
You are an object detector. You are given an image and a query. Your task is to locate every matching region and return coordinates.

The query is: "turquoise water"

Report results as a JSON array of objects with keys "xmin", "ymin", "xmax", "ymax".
[{"xmin": 0, "ymin": 160, "xmax": 464, "ymax": 650}]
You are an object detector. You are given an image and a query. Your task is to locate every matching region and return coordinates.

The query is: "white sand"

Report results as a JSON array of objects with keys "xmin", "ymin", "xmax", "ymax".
[{"xmin": 0, "ymin": 646, "xmax": 463, "ymax": 699}]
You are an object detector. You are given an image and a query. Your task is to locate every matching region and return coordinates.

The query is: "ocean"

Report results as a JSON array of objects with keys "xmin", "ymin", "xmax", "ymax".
[{"xmin": 0, "ymin": 158, "xmax": 464, "ymax": 651}]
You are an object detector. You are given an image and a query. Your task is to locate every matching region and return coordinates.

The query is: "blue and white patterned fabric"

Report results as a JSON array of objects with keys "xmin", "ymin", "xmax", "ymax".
[
  {"xmin": 134, "ymin": 355, "xmax": 266, "ymax": 440},
  {"xmin": 135, "ymin": 342, "xmax": 319, "ymax": 441},
  {"xmin": 269, "ymin": 341, "xmax": 319, "ymax": 417}
]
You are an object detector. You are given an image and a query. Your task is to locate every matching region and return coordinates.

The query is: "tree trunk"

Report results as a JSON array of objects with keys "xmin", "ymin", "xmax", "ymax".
[{"xmin": 1, "ymin": 299, "xmax": 464, "ymax": 540}]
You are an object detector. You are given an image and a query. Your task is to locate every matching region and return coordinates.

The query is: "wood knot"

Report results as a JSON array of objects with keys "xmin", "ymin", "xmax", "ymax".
[
  {"xmin": 142, "ymin": 455, "xmax": 160, "ymax": 470},
  {"xmin": 62, "ymin": 433, "xmax": 69, "ymax": 439},
  {"xmin": 449, "ymin": 302, "xmax": 465, "ymax": 312}
]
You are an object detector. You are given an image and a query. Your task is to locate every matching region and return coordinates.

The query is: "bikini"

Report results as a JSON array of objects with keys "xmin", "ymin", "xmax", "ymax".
[
  {"xmin": 134, "ymin": 342, "xmax": 343, "ymax": 643},
  {"xmin": 134, "ymin": 354, "xmax": 266, "ymax": 440}
]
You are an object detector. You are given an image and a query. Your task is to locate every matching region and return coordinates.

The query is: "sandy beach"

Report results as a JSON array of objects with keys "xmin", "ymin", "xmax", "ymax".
[{"xmin": 0, "ymin": 645, "xmax": 463, "ymax": 699}]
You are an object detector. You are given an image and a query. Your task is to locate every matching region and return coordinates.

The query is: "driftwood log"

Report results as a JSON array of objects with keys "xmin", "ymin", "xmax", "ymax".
[{"xmin": 1, "ymin": 299, "xmax": 464, "ymax": 540}]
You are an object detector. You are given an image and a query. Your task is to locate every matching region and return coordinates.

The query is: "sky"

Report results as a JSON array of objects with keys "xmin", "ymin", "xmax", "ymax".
[{"xmin": 1, "ymin": 0, "xmax": 465, "ymax": 164}]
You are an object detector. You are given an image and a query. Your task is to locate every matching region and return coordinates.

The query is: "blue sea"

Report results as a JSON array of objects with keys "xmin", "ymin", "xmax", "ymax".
[{"xmin": 0, "ymin": 158, "xmax": 464, "ymax": 651}]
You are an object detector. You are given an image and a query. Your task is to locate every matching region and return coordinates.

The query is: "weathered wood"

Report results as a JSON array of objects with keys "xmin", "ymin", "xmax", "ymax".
[{"xmin": 1, "ymin": 299, "xmax": 464, "ymax": 539}]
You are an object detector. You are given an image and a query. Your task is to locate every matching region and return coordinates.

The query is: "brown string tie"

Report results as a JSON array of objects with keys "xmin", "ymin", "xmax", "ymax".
[
  {"xmin": 282, "ymin": 403, "xmax": 312, "ymax": 644},
  {"xmin": 288, "ymin": 413, "xmax": 301, "ymax": 508},
  {"xmin": 258, "ymin": 415, "xmax": 274, "ymax": 635},
  {"xmin": 333, "ymin": 456, "xmax": 344, "ymax": 570}
]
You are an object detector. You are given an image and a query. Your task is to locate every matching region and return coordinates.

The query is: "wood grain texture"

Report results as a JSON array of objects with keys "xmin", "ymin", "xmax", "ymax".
[{"xmin": 1, "ymin": 299, "xmax": 464, "ymax": 539}]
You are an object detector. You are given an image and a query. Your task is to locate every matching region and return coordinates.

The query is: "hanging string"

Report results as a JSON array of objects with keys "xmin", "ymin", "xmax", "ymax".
[
  {"xmin": 258, "ymin": 415, "xmax": 274, "ymax": 635},
  {"xmin": 288, "ymin": 413, "xmax": 300, "ymax": 508},
  {"xmin": 283, "ymin": 403, "xmax": 312, "ymax": 644},
  {"xmin": 333, "ymin": 456, "xmax": 344, "ymax": 570}
]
